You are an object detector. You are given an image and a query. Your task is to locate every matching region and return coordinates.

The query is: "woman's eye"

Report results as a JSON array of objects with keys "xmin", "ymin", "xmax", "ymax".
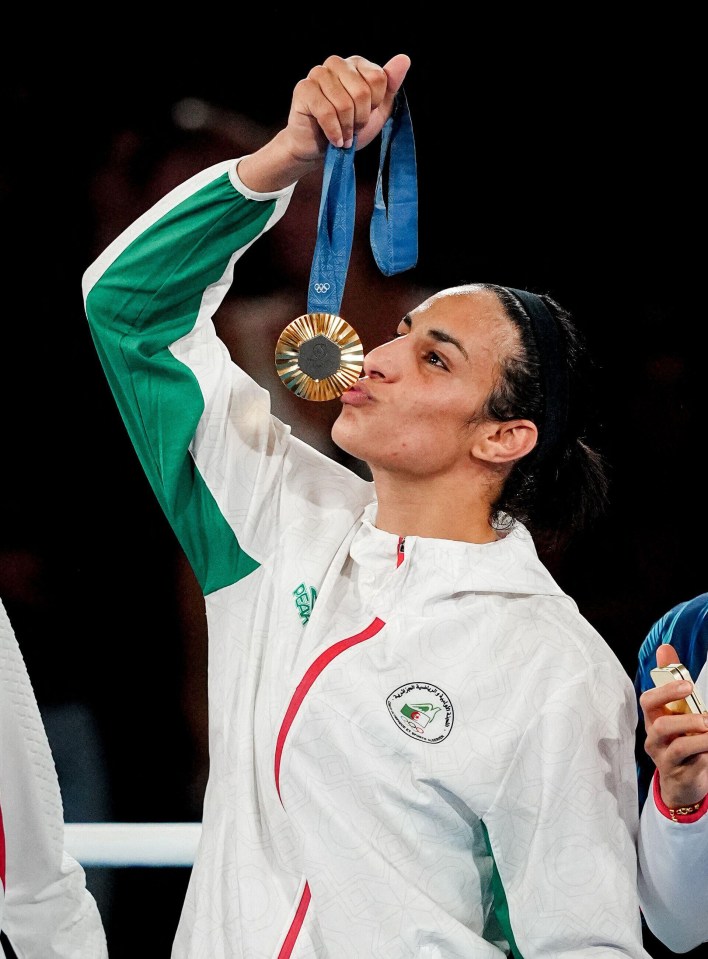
[{"xmin": 427, "ymin": 351, "xmax": 447, "ymax": 369}]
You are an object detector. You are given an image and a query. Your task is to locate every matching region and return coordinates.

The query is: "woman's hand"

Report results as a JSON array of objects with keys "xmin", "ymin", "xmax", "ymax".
[{"xmin": 238, "ymin": 53, "xmax": 411, "ymax": 193}]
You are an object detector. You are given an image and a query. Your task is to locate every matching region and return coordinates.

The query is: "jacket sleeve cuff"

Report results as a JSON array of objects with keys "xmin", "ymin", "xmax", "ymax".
[
  {"xmin": 653, "ymin": 770, "xmax": 708, "ymax": 822},
  {"xmin": 230, "ymin": 156, "xmax": 297, "ymax": 201}
]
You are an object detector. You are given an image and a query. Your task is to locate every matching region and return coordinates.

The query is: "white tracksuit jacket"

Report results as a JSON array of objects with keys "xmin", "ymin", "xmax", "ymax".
[
  {"xmin": 0, "ymin": 598, "xmax": 107, "ymax": 959},
  {"xmin": 83, "ymin": 159, "xmax": 651, "ymax": 958},
  {"xmin": 638, "ymin": 660, "xmax": 708, "ymax": 953}
]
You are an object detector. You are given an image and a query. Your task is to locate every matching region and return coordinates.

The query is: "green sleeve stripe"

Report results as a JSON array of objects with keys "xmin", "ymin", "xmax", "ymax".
[
  {"xmin": 85, "ymin": 173, "xmax": 275, "ymax": 594},
  {"xmin": 481, "ymin": 822, "xmax": 525, "ymax": 958}
]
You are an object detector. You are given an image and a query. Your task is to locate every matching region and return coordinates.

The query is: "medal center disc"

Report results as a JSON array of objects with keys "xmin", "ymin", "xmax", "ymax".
[{"xmin": 297, "ymin": 334, "xmax": 341, "ymax": 380}]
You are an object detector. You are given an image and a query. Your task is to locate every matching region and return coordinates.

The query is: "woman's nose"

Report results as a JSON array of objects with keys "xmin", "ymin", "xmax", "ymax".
[{"xmin": 362, "ymin": 338, "xmax": 400, "ymax": 380}]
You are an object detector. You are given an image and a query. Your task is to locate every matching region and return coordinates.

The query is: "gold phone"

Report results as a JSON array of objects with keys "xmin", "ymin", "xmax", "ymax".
[{"xmin": 650, "ymin": 663, "xmax": 708, "ymax": 715}]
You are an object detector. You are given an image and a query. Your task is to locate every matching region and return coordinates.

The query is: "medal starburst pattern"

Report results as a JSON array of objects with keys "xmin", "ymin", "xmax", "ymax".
[{"xmin": 275, "ymin": 313, "xmax": 364, "ymax": 401}]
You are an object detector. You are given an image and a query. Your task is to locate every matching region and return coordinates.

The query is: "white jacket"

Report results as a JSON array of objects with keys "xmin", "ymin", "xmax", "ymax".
[
  {"xmin": 83, "ymin": 158, "xmax": 652, "ymax": 958},
  {"xmin": 0, "ymin": 598, "xmax": 107, "ymax": 958}
]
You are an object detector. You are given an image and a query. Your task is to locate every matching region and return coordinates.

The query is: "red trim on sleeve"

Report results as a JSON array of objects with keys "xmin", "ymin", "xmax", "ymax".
[
  {"xmin": 653, "ymin": 770, "xmax": 708, "ymax": 823},
  {"xmin": 274, "ymin": 618, "xmax": 386, "ymax": 802},
  {"xmin": 396, "ymin": 536, "xmax": 405, "ymax": 567},
  {"xmin": 0, "ymin": 800, "xmax": 5, "ymax": 887}
]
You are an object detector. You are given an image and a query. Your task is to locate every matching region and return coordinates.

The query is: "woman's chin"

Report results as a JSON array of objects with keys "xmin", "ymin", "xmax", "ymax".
[{"xmin": 331, "ymin": 419, "xmax": 367, "ymax": 462}]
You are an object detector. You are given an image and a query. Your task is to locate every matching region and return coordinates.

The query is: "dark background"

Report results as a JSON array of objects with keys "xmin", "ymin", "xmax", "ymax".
[{"xmin": 1, "ymin": 9, "xmax": 703, "ymax": 957}]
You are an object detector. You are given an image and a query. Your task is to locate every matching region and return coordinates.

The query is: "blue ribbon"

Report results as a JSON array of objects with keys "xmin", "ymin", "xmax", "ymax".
[{"xmin": 307, "ymin": 89, "xmax": 418, "ymax": 316}]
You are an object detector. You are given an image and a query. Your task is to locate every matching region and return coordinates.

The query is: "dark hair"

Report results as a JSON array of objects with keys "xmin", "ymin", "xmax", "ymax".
[{"xmin": 480, "ymin": 283, "xmax": 609, "ymax": 551}]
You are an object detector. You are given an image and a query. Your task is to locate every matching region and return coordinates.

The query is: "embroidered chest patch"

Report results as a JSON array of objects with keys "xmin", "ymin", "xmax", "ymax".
[
  {"xmin": 293, "ymin": 582, "xmax": 317, "ymax": 626},
  {"xmin": 387, "ymin": 682, "xmax": 454, "ymax": 743}
]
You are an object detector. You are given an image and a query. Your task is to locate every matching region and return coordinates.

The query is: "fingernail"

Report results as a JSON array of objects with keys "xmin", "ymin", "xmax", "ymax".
[
  {"xmin": 703, "ymin": 715, "xmax": 708, "ymax": 727},
  {"xmin": 677, "ymin": 681, "xmax": 692, "ymax": 692},
  {"xmin": 343, "ymin": 138, "xmax": 353, "ymax": 149}
]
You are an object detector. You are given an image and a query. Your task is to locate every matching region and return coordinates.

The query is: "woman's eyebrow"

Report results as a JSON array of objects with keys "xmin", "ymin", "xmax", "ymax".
[
  {"xmin": 429, "ymin": 328, "xmax": 468, "ymax": 361},
  {"xmin": 402, "ymin": 314, "xmax": 469, "ymax": 361}
]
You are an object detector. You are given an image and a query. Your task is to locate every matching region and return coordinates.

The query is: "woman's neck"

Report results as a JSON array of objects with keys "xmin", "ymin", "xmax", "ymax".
[{"xmin": 370, "ymin": 469, "xmax": 500, "ymax": 544}]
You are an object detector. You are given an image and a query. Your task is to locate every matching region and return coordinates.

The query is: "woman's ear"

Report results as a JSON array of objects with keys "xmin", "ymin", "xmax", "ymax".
[{"xmin": 472, "ymin": 419, "xmax": 538, "ymax": 464}]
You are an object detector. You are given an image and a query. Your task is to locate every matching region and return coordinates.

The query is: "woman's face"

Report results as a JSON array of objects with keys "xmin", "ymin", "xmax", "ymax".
[{"xmin": 332, "ymin": 286, "xmax": 519, "ymax": 477}]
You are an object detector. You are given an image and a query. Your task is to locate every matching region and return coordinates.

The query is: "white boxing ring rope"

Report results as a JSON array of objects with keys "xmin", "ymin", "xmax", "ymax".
[{"xmin": 64, "ymin": 822, "xmax": 202, "ymax": 867}]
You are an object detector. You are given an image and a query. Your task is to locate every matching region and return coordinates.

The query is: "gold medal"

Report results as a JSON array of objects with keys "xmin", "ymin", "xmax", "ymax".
[{"xmin": 275, "ymin": 313, "xmax": 364, "ymax": 401}]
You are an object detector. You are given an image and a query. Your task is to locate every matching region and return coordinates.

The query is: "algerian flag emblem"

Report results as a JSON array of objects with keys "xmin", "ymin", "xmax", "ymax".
[
  {"xmin": 387, "ymin": 683, "xmax": 454, "ymax": 743},
  {"xmin": 400, "ymin": 702, "xmax": 440, "ymax": 733}
]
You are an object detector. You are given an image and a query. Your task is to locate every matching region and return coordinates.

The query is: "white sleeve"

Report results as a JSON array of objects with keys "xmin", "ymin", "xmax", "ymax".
[
  {"xmin": 637, "ymin": 661, "xmax": 708, "ymax": 953},
  {"xmin": 0, "ymin": 599, "xmax": 108, "ymax": 958}
]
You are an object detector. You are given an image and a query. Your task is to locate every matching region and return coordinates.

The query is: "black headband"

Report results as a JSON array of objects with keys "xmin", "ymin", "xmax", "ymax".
[{"xmin": 506, "ymin": 288, "xmax": 569, "ymax": 460}]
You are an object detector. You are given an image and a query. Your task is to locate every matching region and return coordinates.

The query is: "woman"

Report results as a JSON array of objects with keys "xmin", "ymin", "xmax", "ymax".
[{"xmin": 83, "ymin": 52, "xmax": 650, "ymax": 958}]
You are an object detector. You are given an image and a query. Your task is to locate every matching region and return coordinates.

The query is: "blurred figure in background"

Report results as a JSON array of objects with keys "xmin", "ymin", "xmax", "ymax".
[
  {"xmin": 635, "ymin": 597, "xmax": 708, "ymax": 954},
  {"xmin": 0, "ymin": 595, "xmax": 108, "ymax": 958}
]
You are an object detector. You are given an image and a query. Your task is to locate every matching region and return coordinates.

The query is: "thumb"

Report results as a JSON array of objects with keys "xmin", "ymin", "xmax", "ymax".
[
  {"xmin": 383, "ymin": 53, "xmax": 412, "ymax": 99},
  {"xmin": 656, "ymin": 642, "xmax": 681, "ymax": 668},
  {"xmin": 355, "ymin": 54, "xmax": 411, "ymax": 151}
]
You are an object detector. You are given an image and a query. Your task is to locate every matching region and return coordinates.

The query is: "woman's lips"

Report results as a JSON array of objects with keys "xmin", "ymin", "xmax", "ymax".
[{"xmin": 340, "ymin": 382, "xmax": 371, "ymax": 406}]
